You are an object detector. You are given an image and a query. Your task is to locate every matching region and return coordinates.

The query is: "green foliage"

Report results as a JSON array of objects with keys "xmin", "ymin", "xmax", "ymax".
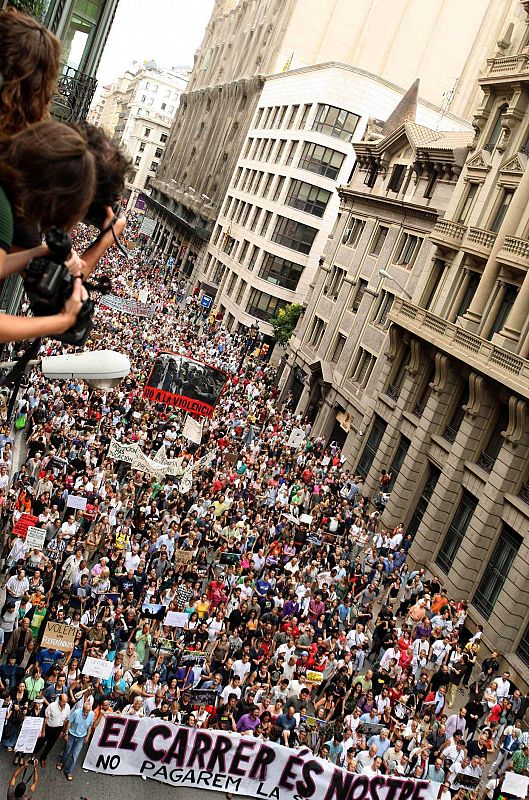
[
  {"xmin": 6, "ymin": 0, "xmax": 47, "ymax": 22},
  {"xmin": 270, "ymin": 303, "xmax": 303, "ymax": 345}
]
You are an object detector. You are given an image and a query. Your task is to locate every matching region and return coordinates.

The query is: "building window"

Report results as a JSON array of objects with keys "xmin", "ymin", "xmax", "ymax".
[
  {"xmin": 212, "ymin": 261, "xmax": 226, "ymax": 284},
  {"xmin": 487, "ymin": 284, "xmax": 518, "ymax": 340},
  {"xmin": 235, "ymin": 279, "xmax": 247, "ymax": 305},
  {"xmin": 456, "ymin": 271, "xmax": 480, "ymax": 318},
  {"xmin": 275, "ymin": 140, "xmax": 286, "ymax": 163},
  {"xmin": 160, "ymin": 133, "xmax": 168, "ymax": 143},
  {"xmin": 356, "ymin": 415, "xmax": 387, "ymax": 478},
  {"xmin": 364, "ymin": 162, "xmax": 378, "ymax": 188},
  {"xmin": 369, "ymin": 225, "xmax": 388, "ymax": 256},
  {"xmin": 395, "ymin": 233, "xmax": 422, "ymax": 268},
  {"xmin": 255, "ymin": 108, "xmax": 264, "ymax": 128},
  {"xmin": 473, "ymin": 525, "xmax": 522, "ymax": 617},
  {"xmin": 387, "ymin": 435, "xmax": 411, "ymax": 491},
  {"xmin": 260, "ymin": 210, "xmax": 273, "ymax": 236},
  {"xmin": 326, "ymin": 266, "xmax": 346, "ymax": 299},
  {"xmin": 272, "ymin": 175, "xmax": 285, "ymax": 202},
  {"xmin": 155, "ymin": 148, "xmax": 163, "ymax": 158},
  {"xmin": 134, "ymin": 156, "xmax": 141, "ymax": 166},
  {"xmin": 249, "ymin": 207, "xmax": 260, "ymax": 232},
  {"xmin": 330, "ymin": 333, "xmax": 347, "ymax": 363},
  {"xmin": 350, "ymin": 348, "xmax": 376, "ymax": 387},
  {"xmin": 277, "ymin": 106, "xmax": 287, "ymax": 128},
  {"xmin": 223, "ymin": 234, "xmax": 236, "ymax": 255},
  {"xmin": 286, "ymin": 140, "xmax": 298, "ymax": 166},
  {"xmin": 375, "ymin": 291, "xmax": 394, "ymax": 326},
  {"xmin": 150, "ymin": 161, "xmax": 158, "ymax": 172},
  {"xmin": 477, "ymin": 405, "xmax": 508, "ymax": 472},
  {"xmin": 312, "ymin": 104, "xmax": 360, "ymax": 142},
  {"xmin": 299, "ymin": 103, "xmax": 312, "ymax": 128},
  {"xmin": 342, "ymin": 218, "xmax": 365, "ymax": 247},
  {"xmin": 161, "ymin": 103, "xmax": 166, "ymax": 111},
  {"xmin": 139, "ymin": 142, "xmax": 146, "ymax": 153},
  {"xmin": 246, "ymin": 289, "xmax": 287, "ymax": 321},
  {"xmin": 262, "ymin": 173, "xmax": 274, "ymax": 197},
  {"xmin": 485, "ymin": 103, "xmax": 508, "ymax": 150},
  {"xmin": 490, "ymin": 188, "xmax": 514, "ymax": 232},
  {"xmin": 226, "ymin": 272, "xmax": 237, "ymax": 296},
  {"xmin": 248, "ymin": 245, "xmax": 259, "ymax": 271},
  {"xmin": 443, "ymin": 384, "xmax": 468, "ymax": 443},
  {"xmin": 308, "ymin": 316, "xmax": 325, "ymax": 348},
  {"xmin": 285, "ymin": 179, "xmax": 331, "ymax": 217},
  {"xmin": 387, "ymin": 163, "xmax": 407, "ymax": 193},
  {"xmin": 144, "ymin": 127, "xmax": 151, "ymax": 137},
  {"xmin": 386, "ymin": 347, "xmax": 410, "ymax": 400},
  {"xmin": 298, "ymin": 142, "xmax": 345, "ymax": 179},
  {"xmin": 436, "ymin": 490, "xmax": 478, "ymax": 574},
  {"xmin": 516, "ymin": 620, "xmax": 529, "ymax": 666},
  {"xmin": 350, "ymin": 278, "xmax": 368, "ymax": 313},
  {"xmin": 406, "ymin": 464, "xmax": 441, "ymax": 539},
  {"xmin": 286, "ymin": 105, "xmax": 299, "ymax": 129},
  {"xmin": 422, "ymin": 258, "xmax": 447, "ymax": 310},
  {"xmin": 238, "ymin": 240, "xmax": 250, "ymax": 264},
  {"xmin": 457, "ymin": 182, "xmax": 479, "ymax": 223},
  {"xmin": 272, "ymin": 216, "xmax": 318, "ymax": 254},
  {"xmin": 424, "ymin": 169, "xmax": 438, "ymax": 199},
  {"xmin": 259, "ymin": 253, "xmax": 303, "ymax": 291}
]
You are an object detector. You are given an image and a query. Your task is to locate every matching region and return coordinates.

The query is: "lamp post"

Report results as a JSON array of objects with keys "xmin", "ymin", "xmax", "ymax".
[{"xmin": 378, "ymin": 269, "xmax": 413, "ymax": 300}]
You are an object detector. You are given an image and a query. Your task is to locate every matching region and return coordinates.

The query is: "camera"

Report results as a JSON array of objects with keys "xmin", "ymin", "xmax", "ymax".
[{"xmin": 25, "ymin": 228, "xmax": 108, "ymax": 346}]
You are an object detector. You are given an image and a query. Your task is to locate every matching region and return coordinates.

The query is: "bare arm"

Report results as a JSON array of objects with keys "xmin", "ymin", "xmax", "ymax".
[
  {"xmin": 81, "ymin": 209, "xmax": 126, "ymax": 278},
  {"xmin": 1, "ymin": 245, "xmax": 47, "ymax": 278}
]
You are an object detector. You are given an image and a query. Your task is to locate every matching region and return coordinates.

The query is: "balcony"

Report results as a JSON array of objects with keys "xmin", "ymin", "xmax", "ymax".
[
  {"xmin": 497, "ymin": 235, "xmax": 529, "ymax": 270},
  {"xmin": 51, "ymin": 65, "xmax": 97, "ymax": 123},
  {"xmin": 430, "ymin": 219, "xmax": 467, "ymax": 250},
  {"xmin": 463, "ymin": 227, "xmax": 497, "ymax": 259},
  {"xmin": 480, "ymin": 53, "xmax": 529, "ymax": 84},
  {"xmin": 389, "ymin": 297, "xmax": 529, "ymax": 399}
]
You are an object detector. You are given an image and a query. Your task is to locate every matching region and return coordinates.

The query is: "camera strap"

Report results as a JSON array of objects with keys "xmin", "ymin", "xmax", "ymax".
[{"xmin": 94, "ymin": 217, "xmax": 129, "ymax": 260}]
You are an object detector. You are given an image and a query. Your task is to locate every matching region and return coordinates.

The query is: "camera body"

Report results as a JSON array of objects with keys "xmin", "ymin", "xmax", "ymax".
[{"xmin": 25, "ymin": 228, "xmax": 95, "ymax": 346}]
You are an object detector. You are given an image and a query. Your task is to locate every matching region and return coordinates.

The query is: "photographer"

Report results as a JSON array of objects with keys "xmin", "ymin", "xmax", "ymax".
[
  {"xmin": 7, "ymin": 761, "xmax": 38, "ymax": 800},
  {"xmin": 0, "ymin": 121, "xmax": 95, "ymax": 341}
]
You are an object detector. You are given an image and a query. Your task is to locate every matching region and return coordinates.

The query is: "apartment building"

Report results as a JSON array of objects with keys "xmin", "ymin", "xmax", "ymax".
[
  {"xmin": 146, "ymin": 0, "xmax": 516, "ymax": 283},
  {"xmin": 285, "ymin": 2, "xmax": 529, "ymax": 684},
  {"xmin": 201, "ymin": 67, "xmax": 471, "ymax": 335}
]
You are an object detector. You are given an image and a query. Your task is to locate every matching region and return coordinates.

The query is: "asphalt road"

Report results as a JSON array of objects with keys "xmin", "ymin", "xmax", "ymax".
[{"xmin": 0, "ymin": 744, "xmax": 251, "ymax": 800}]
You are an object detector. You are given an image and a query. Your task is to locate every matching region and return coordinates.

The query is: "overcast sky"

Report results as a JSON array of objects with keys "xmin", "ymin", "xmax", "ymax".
[{"xmin": 97, "ymin": 0, "xmax": 215, "ymax": 85}]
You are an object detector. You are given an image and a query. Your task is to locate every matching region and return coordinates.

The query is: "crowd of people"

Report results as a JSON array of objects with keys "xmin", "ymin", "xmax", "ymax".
[{"xmin": 0, "ymin": 213, "xmax": 524, "ymax": 797}]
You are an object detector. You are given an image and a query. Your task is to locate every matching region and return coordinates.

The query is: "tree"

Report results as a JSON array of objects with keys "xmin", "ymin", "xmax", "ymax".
[
  {"xmin": 270, "ymin": 303, "xmax": 302, "ymax": 345},
  {"xmin": 6, "ymin": 0, "xmax": 47, "ymax": 21}
]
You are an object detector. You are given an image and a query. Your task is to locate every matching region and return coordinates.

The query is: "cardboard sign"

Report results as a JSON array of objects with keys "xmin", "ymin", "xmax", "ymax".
[
  {"xmin": 83, "ymin": 656, "xmax": 114, "ymax": 680},
  {"xmin": 143, "ymin": 352, "xmax": 228, "ymax": 419},
  {"xmin": 174, "ymin": 549, "xmax": 193, "ymax": 563},
  {"xmin": 164, "ymin": 611, "xmax": 189, "ymax": 628},
  {"xmin": 305, "ymin": 670, "xmax": 323, "ymax": 685},
  {"xmin": 0, "ymin": 707, "xmax": 7, "ymax": 741},
  {"xmin": 359, "ymin": 721, "xmax": 383, "ymax": 737},
  {"xmin": 502, "ymin": 773, "xmax": 529, "ymax": 798},
  {"xmin": 182, "ymin": 415, "xmax": 203, "ymax": 445},
  {"xmin": 67, "ymin": 494, "xmax": 88, "ymax": 510},
  {"xmin": 13, "ymin": 513, "xmax": 38, "ymax": 539},
  {"xmin": 25, "ymin": 526, "xmax": 46, "ymax": 550},
  {"xmin": 41, "ymin": 621, "xmax": 76, "ymax": 651},
  {"xmin": 287, "ymin": 427, "xmax": 305, "ymax": 448}
]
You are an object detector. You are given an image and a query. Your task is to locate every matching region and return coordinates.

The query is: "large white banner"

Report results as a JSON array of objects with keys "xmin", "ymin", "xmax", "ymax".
[
  {"xmin": 100, "ymin": 293, "xmax": 156, "ymax": 319},
  {"xmin": 84, "ymin": 716, "xmax": 440, "ymax": 800},
  {"xmin": 107, "ymin": 440, "xmax": 183, "ymax": 479}
]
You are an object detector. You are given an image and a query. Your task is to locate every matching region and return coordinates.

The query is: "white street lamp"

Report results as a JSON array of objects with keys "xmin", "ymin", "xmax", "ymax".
[{"xmin": 378, "ymin": 269, "xmax": 413, "ymax": 300}]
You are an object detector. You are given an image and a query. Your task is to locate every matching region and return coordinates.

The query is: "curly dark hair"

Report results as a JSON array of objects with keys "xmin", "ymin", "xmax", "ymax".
[
  {"xmin": 69, "ymin": 123, "xmax": 133, "ymax": 227},
  {"xmin": 0, "ymin": 7, "xmax": 61, "ymax": 137}
]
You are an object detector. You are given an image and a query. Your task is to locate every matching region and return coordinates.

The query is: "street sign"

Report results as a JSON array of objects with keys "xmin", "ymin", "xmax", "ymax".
[{"xmin": 201, "ymin": 294, "xmax": 212, "ymax": 309}]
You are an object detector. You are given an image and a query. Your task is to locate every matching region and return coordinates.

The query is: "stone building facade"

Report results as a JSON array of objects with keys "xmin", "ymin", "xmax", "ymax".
[
  {"xmin": 200, "ymin": 68, "xmax": 471, "ymax": 336},
  {"xmin": 145, "ymin": 0, "xmax": 519, "ymax": 283},
  {"xmin": 284, "ymin": 2, "xmax": 529, "ymax": 683}
]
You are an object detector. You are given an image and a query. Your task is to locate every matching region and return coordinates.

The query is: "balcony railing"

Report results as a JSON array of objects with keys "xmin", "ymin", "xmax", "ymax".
[
  {"xmin": 477, "ymin": 451, "xmax": 495, "ymax": 472},
  {"xmin": 386, "ymin": 384, "xmax": 400, "ymax": 401},
  {"xmin": 498, "ymin": 235, "xmax": 529, "ymax": 269},
  {"xmin": 51, "ymin": 65, "xmax": 97, "ymax": 123},
  {"xmin": 482, "ymin": 53, "xmax": 529, "ymax": 80},
  {"xmin": 464, "ymin": 226, "xmax": 497, "ymax": 257},
  {"xmin": 389, "ymin": 298, "xmax": 529, "ymax": 399},
  {"xmin": 442, "ymin": 426, "xmax": 458, "ymax": 443},
  {"xmin": 430, "ymin": 219, "xmax": 467, "ymax": 249}
]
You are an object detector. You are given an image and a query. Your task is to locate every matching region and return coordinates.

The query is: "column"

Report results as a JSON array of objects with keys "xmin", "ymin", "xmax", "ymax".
[
  {"xmin": 495, "ymin": 268, "xmax": 529, "ymax": 350},
  {"xmin": 447, "ymin": 268, "xmax": 469, "ymax": 322},
  {"xmin": 479, "ymin": 280, "xmax": 505, "ymax": 340},
  {"xmin": 463, "ymin": 163, "xmax": 529, "ymax": 330}
]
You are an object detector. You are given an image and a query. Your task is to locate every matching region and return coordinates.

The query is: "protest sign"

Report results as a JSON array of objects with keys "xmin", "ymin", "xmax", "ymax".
[
  {"xmin": 13, "ymin": 513, "xmax": 38, "ymax": 539},
  {"xmin": 189, "ymin": 688, "xmax": 218, "ymax": 706},
  {"xmin": 287, "ymin": 427, "xmax": 305, "ymax": 448},
  {"xmin": 84, "ymin": 715, "xmax": 441, "ymax": 800},
  {"xmin": 15, "ymin": 716, "xmax": 44, "ymax": 753},
  {"xmin": 181, "ymin": 653, "xmax": 206, "ymax": 667},
  {"xmin": 25, "ymin": 526, "xmax": 46, "ymax": 550},
  {"xmin": 139, "ymin": 216, "xmax": 157, "ymax": 236},
  {"xmin": 299, "ymin": 514, "xmax": 313, "ymax": 526},
  {"xmin": 143, "ymin": 353, "xmax": 227, "ymax": 419},
  {"xmin": 142, "ymin": 604, "xmax": 166, "ymax": 621},
  {"xmin": 502, "ymin": 773, "xmax": 529, "ymax": 798},
  {"xmin": 41, "ymin": 621, "xmax": 76, "ymax": 651},
  {"xmin": 358, "ymin": 721, "xmax": 383, "ymax": 738},
  {"xmin": 0, "ymin": 707, "xmax": 7, "ymax": 741},
  {"xmin": 174, "ymin": 549, "xmax": 193, "ymax": 563},
  {"xmin": 164, "ymin": 611, "xmax": 189, "ymax": 628},
  {"xmin": 66, "ymin": 494, "xmax": 88, "ymax": 510},
  {"xmin": 100, "ymin": 293, "xmax": 156, "ymax": 319},
  {"xmin": 305, "ymin": 670, "xmax": 323, "ymax": 685},
  {"xmin": 393, "ymin": 702, "xmax": 413, "ymax": 722},
  {"xmin": 182, "ymin": 415, "xmax": 203, "ymax": 445},
  {"xmin": 83, "ymin": 657, "xmax": 114, "ymax": 680}
]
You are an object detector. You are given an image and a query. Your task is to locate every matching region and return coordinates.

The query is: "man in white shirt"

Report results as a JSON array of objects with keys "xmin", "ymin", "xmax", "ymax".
[
  {"xmin": 220, "ymin": 676, "xmax": 242, "ymax": 704},
  {"xmin": 40, "ymin": 693, "xmax": 70, "ymax": 765},
  {"xmin": 232, "ymin": 655, "xmax": 251, "ymax": 683},
  {"xmin": 495, "ymin": 672, "xmax": 511, "ymax": 701}
]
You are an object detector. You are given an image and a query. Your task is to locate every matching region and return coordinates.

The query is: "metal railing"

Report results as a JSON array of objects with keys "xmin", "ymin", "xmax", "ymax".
[{"xmin": 51, "ymin": 65, "xmax": 97, "ymax": 123}]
